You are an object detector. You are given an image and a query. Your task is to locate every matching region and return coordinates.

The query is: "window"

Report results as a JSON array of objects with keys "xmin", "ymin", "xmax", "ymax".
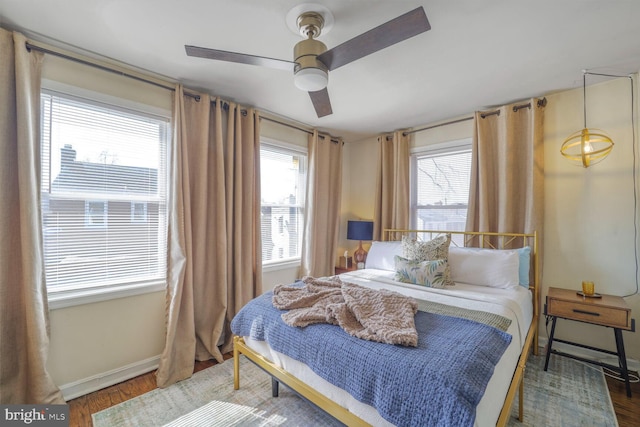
[
  {"xmin": 41, "ymin": 90, "xmax": 169, "ymax": 302},
  {"xmin": 260, "ymin": 142, "xmax": 307, "ymax": 264},
  {"xmin": 411, "ymin": 141, "xmax": 472, "ymax": 233},
  {"xmin": 85, "ymin": 200, "xmax": 107, "ymax": 228},
  {"xmin": 131, "ymin": 202, "xmax": 148, "ymax": 223}
]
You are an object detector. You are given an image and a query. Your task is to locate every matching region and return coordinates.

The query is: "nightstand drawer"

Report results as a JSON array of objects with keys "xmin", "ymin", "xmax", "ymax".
[
  {"xmin": 545, "ymin": 287, "xmax": 634, "ymax": 397},
  {"xmin": 335, "ymin": 266, "xmax": 357, "ymax": 275},
  {"xmin": 548, "ymin": 298, "xmax": 630, "ymax": 329}
]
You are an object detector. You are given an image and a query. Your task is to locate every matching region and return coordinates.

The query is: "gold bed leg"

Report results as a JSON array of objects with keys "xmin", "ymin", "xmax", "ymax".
[
  {"xmin": 518, "ymin": 371, "xmax": 524, "ymax": 421},
  {"xmin": 233, "ymin": 336, "xmax": 240, "ymax": 390},
  {"xmin": 232, "ymin": 336, "xmax": 372, "ymax": 426}
]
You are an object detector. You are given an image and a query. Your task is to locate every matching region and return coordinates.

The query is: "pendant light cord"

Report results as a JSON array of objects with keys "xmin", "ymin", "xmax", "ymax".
[
  {"xmin": 583, "ymin": 72, "xmax": 587, "ymax": 129},
  {"xmin": 629, "ymin": 74, "xmax": 638, "ymax": 298},
  {"xmin": 584, "ymin": 71, "xmax": 638, "ymax": 297}
]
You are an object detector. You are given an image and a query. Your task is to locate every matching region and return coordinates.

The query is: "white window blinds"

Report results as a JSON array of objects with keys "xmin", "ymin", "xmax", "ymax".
[
  {"xmin": 41, "ymin": 91, "xmax": 169, "ymax": 292},
  {"xmin": 260, "ymin": 143, "xmax": 307, "ymax": 263},
  {"xmin": 413, "ymin": 147, "xmax": 472, "ymax": 232}
]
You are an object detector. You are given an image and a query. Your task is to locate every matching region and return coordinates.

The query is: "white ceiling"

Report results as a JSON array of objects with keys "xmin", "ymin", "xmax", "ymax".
[{"xmin": 2, "ymin": 0, "xmax": 640, "ymax": 142}]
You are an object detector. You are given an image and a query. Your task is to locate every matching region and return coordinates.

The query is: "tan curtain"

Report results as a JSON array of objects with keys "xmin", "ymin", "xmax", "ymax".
[
  {"xmin": 466, "ymin": 98, "xmax": 545, "ymax": 244},
  {"xmin": 373, "ymin": 130, "xmax": 410, "ymax": 240},
  {"xmin": 0, "ymin": 29, "xmax": 64, "ymax": 404},
  {"xmin": 156, "ymin": 88, "xmax": 262, "ymax": 387},
  {"xmin": 301, "ymin": 131, "xmax": 343, "ymax": 277}
]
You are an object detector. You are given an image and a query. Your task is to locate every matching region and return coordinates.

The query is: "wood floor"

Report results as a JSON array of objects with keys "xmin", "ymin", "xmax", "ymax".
[
  {"xmin": 69, "ymin": 357, "xmax": 639, "ymax": 427},
  {"xmin": 605, "ymin": 372, "xmax": 640, "ymax": 427},
  {"xmin": 68, "ymin": 358, "xmax": 222, "ymax": 427}
]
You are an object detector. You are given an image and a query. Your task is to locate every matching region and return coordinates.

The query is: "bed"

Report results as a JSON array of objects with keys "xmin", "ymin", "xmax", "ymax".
[{"xmin": 231, "ymin": 229, "xmax": 539, "ymax": 426}]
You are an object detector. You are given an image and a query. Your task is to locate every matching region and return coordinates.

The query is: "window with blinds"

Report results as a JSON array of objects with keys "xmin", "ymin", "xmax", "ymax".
[
  {"xmin": 412, "ymin": 144, "xmax": 472, "ymax": 232},
  {"xmin": 260, "ymin": 143, "xmax": 307, "ymax": 264},
  {"xmin": 40, "ymin": 91, "xmax": 169, "ymax": 294}
]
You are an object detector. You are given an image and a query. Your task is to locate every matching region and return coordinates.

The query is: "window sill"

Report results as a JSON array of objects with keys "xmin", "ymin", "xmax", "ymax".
[
  {"xmin": 262, "ymin": 259, "xmax": 301, "ymax": 273},
  {"xmin": 48, "ymin": 281, "xmax": 166, "ymax": 310}
]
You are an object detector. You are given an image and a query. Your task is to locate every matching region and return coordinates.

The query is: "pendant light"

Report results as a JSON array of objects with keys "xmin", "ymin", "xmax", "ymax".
[{"xmin": 560, "ymin": 72, "xmax": 614, "ymax": 167}]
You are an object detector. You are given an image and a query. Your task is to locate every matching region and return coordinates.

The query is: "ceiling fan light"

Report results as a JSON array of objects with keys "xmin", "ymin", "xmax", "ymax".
[{"xmin": 294, "ymin": 68, "xmax": 328, "ymax": 92}]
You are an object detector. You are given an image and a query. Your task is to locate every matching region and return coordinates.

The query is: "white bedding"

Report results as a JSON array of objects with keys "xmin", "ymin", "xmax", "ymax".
[{"xmin": 244, "ymin": 269, "xmax": 533, "ymax": 427}]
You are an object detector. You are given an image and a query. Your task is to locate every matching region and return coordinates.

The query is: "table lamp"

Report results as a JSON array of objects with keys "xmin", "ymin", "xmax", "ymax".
[{"xmin": 347, "ymin": 220, "xmax": 374, "ymax": 269}]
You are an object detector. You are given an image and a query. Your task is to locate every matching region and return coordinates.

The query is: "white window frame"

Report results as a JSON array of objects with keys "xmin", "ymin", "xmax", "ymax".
[
  {"xmin": 410, "ymin": 138, "xmax": 472, "ymax": 232},
  {"xmin": 84, "ymin": 200, "xmax": 108, "ymax": 228},
  {"xmin": 260, "ymin": 138, "xmax": 307, "ymax": 270},
  {"xmin": 41, "ymin": 81, "xmax": 171, "ymax": 309},
  {"xmin": 131, "ymin": 201, "xmax": 148, "ymax": 223}
]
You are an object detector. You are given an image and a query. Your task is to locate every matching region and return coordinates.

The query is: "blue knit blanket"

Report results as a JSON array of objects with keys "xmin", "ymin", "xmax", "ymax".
[{"xmin": 231, "ymin": 291, "xmax": 512, "ymax": 427}]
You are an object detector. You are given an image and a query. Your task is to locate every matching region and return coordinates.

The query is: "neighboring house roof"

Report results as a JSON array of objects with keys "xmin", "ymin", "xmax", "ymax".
[{"xmin": 52, "ymin": 161, "xmax": 157, "ymax": 195}]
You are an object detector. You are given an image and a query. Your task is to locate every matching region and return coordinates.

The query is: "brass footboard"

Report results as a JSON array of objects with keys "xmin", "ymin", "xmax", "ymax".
[{"xmin": 233, "ymin": 335, "xmax": 371, "ymax": 426}]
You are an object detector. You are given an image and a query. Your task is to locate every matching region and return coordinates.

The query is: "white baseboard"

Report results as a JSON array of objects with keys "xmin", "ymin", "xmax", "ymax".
[
  {"xmin": 538, "ymin": 336, "xmax": 640, "ymax": 372},
  {"xmin": 59, "ymin": 355, "xmax": 160, "ymax": 401}
]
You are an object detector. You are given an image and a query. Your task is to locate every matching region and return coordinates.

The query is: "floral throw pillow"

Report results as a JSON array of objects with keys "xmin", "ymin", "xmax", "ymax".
[
  {"xmin": 394, "ymin": 256, "xmax": 449, "ymax": 288},
  {"xmin": 402, "ymin": 234, "xmax": 450, "ymax": 260},
  {"xmin": 402, "ymin": 234, "xmax": 454, "ymax": 286}
]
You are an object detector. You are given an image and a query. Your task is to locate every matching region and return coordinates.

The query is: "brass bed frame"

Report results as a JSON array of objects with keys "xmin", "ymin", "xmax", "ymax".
[{"xmin": 233, "ymin": 229, "xmax": 539, "ymax": 426}]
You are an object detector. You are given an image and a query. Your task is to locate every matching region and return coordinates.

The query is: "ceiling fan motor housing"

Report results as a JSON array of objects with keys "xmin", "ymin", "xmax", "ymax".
[
  {"xmin": 294, "ymin": 38, "xmax": 328, "ymax": 71},
  {"xmin": 293, "ymin": 12, "xmax": 329, "ymax": 91},
  {"xmin": 293, "ymin": 38, "xmax": 328, "ymax": 91}
]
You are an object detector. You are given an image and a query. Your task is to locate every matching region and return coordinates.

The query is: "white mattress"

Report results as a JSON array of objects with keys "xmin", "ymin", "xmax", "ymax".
[{"xmin": 244, "ymin": 269, "xmax": 533, "ymax": 427}]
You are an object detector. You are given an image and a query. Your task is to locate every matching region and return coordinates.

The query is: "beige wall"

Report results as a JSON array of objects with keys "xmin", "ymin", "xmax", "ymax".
[
  {"xmin": 340, "ymin": 78, "xmax": 640, "ymax": 364},
  {"xmin": 48, "ymin": 292, "xmax": 166, "ymax": 385},
  {"xmin": 338, "ymin": 136, "xmax": 378, "ymax": 257},
  {"xmin": 543, "ymin": 76, "xmax": 639, "ymax": 363}
]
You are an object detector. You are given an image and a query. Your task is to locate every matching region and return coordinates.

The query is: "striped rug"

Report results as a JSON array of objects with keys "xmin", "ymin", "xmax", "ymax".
[{"xmin": 93, "ymin": 351, "xmax": 617, "ymax": 426}]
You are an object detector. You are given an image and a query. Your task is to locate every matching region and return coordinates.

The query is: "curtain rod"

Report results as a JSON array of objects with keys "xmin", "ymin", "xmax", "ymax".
[
  {"xmin": 261, "ymin": 116, "xmax": 311, "ymax": 136},
  {"xmin": 404, "ymin": 97, "xmax": 548, "ymax": 136},
  {"xmin": 403, "ymin": 116, "xmax": 473, "ymax": 136},
  {"xmin": 260, "ymin": 116, "xmax": 341, "ymax": 144},
  {"xmin": 26, "ymin": 41, "xmax": 206, "ymax": 102},
  {"xmin": 182, "ymin": 98, "xmax": 340, "ymax": 143},
  {"xmin": 25, "ymin": 42, "xmax": 176, "ymax": 92},
  {"xmin": 26, "ymin": 41, "xmax": 341, "ymax": 144},
  {"xmin": 482, "ymin": 97, "xmax": 548, "ymax": 118}
]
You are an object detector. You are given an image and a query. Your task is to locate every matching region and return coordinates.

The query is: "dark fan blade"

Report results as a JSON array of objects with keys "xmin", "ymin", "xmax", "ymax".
[
  {"xmin": 185, "ymin": 45, "xmax": 295, "ymax": 71},
  {"xmin": 317, "ymin": 7, "xmax": 430, "ymax": 71},
  {"xmin": 309, "ymin": 88, "xmax": 333, "ymax": 118}
]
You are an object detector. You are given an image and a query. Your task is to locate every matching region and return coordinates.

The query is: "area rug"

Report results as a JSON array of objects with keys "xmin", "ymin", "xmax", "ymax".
[
  {"xmin": 510, "ymin": 352, "xmax": 618, "ymax": 427},
  {"xmin": 93, "ymin": 352, "xmax": 618, "ymax": 427}
]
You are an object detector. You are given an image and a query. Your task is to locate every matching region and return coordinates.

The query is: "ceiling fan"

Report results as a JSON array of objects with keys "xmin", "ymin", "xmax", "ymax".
[{"xmin": 185, "ymin": 4, "xmax": 430, "ymax": 118}]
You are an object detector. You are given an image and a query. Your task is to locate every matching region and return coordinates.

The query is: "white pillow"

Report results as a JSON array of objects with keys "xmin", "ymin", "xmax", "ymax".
[
  {"xmin": 365, "ymin": 241, "xmax": 403, "ymax": 271},
  {"xmin": 448, "ymin": 247, "xmax": 520, "ymax": 288}
]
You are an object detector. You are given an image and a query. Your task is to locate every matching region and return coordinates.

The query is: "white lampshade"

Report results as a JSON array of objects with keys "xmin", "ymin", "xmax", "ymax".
[{"xmin": 294, "ymin": 68, "xmax": 328, "ymax": 92}]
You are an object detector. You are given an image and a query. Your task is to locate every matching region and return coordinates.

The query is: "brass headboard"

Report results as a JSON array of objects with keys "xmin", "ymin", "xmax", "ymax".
[
  {"xmin": 383, "ymin": 228, "xmax": 535, "ymax": 250},
  {"xmin": 383, "ymin": 228, "xmax": 539, "ymax": 349}
]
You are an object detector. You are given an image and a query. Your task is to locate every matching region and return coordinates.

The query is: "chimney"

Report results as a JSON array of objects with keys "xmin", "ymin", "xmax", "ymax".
[{"xmin": 61, "ymin": 144, "xmax": 76, "ymax": 167}]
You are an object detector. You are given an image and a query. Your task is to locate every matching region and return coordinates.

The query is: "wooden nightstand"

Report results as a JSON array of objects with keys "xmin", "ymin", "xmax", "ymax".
[
  {"xmin": 544, "ymin": 286, "xmax": 635, "ymax": 397},
  {"xmin": 334, "ymin": 266, "xmax": 357, "ymax": 275}
]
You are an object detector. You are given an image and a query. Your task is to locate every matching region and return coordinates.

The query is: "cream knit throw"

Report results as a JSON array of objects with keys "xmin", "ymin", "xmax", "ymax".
[{"xmin": 272, "ymin": 276, "xmax": 419, "ymax": 347}]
